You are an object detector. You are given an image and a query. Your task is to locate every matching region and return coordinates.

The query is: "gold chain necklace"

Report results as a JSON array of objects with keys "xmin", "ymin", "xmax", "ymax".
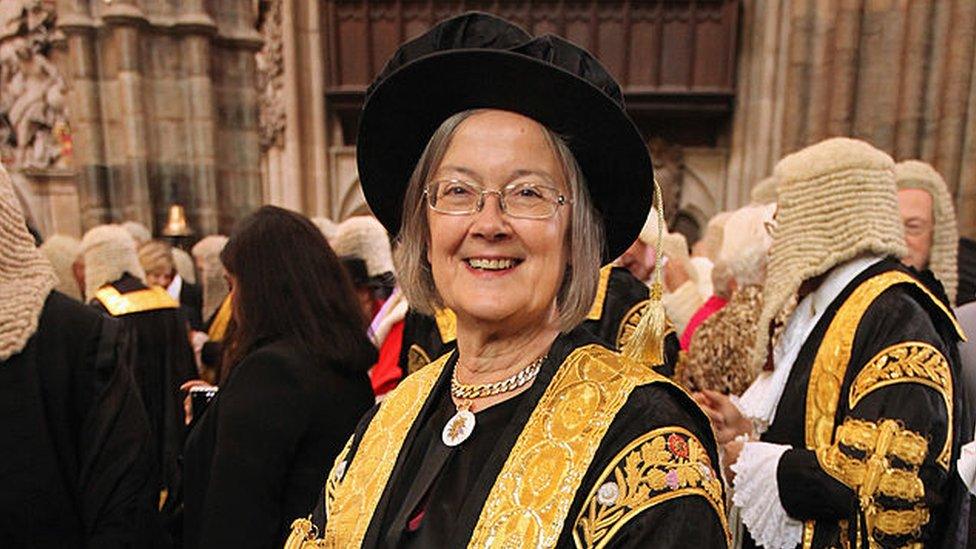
[
  {"xmin": 450, "ymin": 354, "xmax": 546, "ymax": 400},
  {"xmin": 441, "ymin": 354, "xmax": 547, "ymax": 447}
]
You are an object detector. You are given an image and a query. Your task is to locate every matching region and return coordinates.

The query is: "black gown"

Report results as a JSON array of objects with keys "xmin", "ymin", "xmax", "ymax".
[
  {"xmin": 90, "ymin": 273, "xmax": 197, "ymax": 520},
  {"xmin": 0, "ymin": 291, "xmax": 155, "ymax": 547},
  {"xmin": 743, "ymin": 259, "xmax": 970, "ymax": 549},
  {"xmin": 298, "ymin": 327, "xmax": 729, "ymax": 548},
  {"xmin": 182, "ymin": 337, "xmax": 374, "ymax": 548}
]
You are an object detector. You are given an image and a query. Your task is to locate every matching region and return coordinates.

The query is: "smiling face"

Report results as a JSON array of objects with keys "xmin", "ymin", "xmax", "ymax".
[{"xmin": 426, "ymin": 110, "xmax": 571, "ymax": 330}]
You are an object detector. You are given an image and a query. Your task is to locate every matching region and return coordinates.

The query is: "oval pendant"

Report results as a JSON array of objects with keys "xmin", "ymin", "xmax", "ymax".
[{"xmin": 442, "ymin": 408, "xmax": 476, "ymax": 447}]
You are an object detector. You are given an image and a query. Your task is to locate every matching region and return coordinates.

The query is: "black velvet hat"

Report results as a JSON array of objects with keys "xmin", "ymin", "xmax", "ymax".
[{"xmin": 357, "ymin": 12, "xmax": 653, "ymax": 262}]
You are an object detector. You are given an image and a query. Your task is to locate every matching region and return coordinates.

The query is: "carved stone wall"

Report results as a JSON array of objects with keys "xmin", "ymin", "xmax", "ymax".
[
  {"xmin": 730, "ymin": 0, "xmax": 976, "ymax": 238},
  {"xmin": 0, "ymin": 1, "xmax": 70, "ymax": 171},
  {"xmin": 54, "ymin": 0, "xmax": 263, "ymax": 235}
]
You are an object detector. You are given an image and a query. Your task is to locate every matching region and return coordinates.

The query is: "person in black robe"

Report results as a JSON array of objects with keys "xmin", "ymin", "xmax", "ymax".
[
  {"xmin": 182, "ymin": 206, "xmax": 376, "ymax": 548},
  {"xmin": 697, "ymin": 138, "xmax": 969, "ymax": 548},
  {"xmin": 0, "ymin": 163, "xmax": 155, "ymax": 547},
  {"xmin": 81, "ymin": 225, "xmax": 197, "ymax": 535},
  {"xmin": 286, "ymin": 13, "xmax": 728, "ymax": 548}
]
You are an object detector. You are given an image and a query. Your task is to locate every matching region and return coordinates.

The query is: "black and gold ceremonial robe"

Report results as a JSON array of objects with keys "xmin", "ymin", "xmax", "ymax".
[
  {"xmin": 90, "ymin": 274, "xmax": 197, "ymax": 525},
  {"xmin": 745, "ymin": 259, "xmax": 969, "ymax": 548},
  {"xmin": 398, "ymin": 265, "xmax": 679, "ymax": 379},
  {"xmin": 288, "ymin": 327, "xmax": 729, "ymax": 548}
]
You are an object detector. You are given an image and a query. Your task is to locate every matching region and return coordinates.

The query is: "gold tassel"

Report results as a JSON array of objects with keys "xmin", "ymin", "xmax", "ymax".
[
  {"xmin": 283, "ymin": 517, "xmax": 323, "ymax": 548},
  {"xmin": 621, "ymin": 177, "xmax": 667, "ymax": 367},
  {"xmin": 622, "ymin": 281, "xmax": 666, "ymax": 366}
]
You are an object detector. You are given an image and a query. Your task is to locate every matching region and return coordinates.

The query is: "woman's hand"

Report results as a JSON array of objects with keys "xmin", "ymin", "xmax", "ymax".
[
  {"xmin": 181, "ymin": 379, "xmax": 215, "ymax": 425},
  {"xmin": 692, "ymin": 389, "xmax": 753, "ymax": 445}
]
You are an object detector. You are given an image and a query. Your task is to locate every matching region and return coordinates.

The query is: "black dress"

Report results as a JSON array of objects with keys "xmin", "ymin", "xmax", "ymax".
[
  {"xmin": 302, "ymin": 327, "xmax": 729, "ymax": 548},
  {"xmin": 0, "ymin": 291, "xmax": 155, "ymax": 547},
  {"xmin": 182, "ymin": 337, "xmax": 374, "ymax": 548}
]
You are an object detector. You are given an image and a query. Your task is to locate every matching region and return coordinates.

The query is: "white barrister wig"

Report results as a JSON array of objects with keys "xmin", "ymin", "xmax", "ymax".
[
  {"xmin": 0, "ymin": 162, "xmax": 57, "ymax": 360},
  {"xmin": 333, "ymin": 216, "xmax": 395, "ymax": 277},
  {"xmin": 82, "ymin": 224, "xmax": 147, "ymax": 301}
]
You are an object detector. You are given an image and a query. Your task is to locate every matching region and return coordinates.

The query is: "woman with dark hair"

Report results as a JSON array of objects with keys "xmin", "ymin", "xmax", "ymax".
[{"xmin": 182, "ymin": 206, "xmax": 376, "ymax": 548}]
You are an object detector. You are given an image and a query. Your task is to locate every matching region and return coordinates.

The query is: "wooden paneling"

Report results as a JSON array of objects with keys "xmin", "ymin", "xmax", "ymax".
[{"xmin": 323, "ymin": 0, "xmax": 740, "ymax": 111}]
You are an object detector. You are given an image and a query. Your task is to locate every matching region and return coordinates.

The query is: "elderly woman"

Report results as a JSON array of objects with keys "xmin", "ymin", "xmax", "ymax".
[{"xmin": 287, "ymin": 13, "xmax": 727, "ymax": 548}]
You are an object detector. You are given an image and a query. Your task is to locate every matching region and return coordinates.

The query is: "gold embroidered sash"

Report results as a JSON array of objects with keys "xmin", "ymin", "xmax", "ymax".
[
  {"xmin": 322, "ymin": 353, "xmax": 449, "ymax": 547},
  {"xmin": 801, "ymin": 270, "xmax": 960, "ymax": 547},
  {"xmin": 467, "ymin": 345, "xmax": 666, "ymax": 548}
]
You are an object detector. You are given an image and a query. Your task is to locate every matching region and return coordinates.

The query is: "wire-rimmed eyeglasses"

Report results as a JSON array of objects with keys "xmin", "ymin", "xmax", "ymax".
[{"xmin": 424, "ymin": 179, "xmax": 571, "ymax": 220}]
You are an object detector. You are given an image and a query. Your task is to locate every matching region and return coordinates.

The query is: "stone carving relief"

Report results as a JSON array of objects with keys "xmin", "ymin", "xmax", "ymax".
[
  {"xmin": 0, "ymin": 0, "xmax": 69, "ymax": 170},
  {"xmin": 648, "ymin": 137, "xmax": 684, "ymax": 227},
  {"xmin": 256, "ymin": 0, "xmax": 285, "ymax": 150}
]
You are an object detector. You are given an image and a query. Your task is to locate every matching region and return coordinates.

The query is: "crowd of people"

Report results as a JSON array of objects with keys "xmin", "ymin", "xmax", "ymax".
[{"xmin": 3, "ymin": 11, "xmax": 975, "ymax": 549}]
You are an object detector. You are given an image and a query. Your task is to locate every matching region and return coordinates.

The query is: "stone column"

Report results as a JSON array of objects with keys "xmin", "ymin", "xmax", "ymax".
[
  {"xmin": 57, "ymin": 0, "xmax": 109, "ymax": 229},
  {"xmin": 175, "ymin": 3, "xmax": 220, "ymax": 235},
  {"xmin": 102, "ymin": 0, "xmax": 152, "ymax": 226},
  {"xmin": 726, "ymin": 0, "xmax": 791, "ymax": 202}
]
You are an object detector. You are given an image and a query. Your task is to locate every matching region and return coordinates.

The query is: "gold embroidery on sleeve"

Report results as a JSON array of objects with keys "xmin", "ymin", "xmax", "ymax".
[
  {"xmin": 816, "ymin": 418, "xmax": 930, "ymax": 544},
  {"xmin": 572, "ymin": 427, "xmax": 729, "ymax": 549},
  {"xmin": 849, "ymin": 342, "xmax": 953, "ymax": 470}
]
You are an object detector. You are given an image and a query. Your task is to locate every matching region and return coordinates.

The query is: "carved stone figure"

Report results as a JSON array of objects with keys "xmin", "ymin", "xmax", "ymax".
[
  {"xmin": 0, "ymin": 0, "xmax": 69, "ymax": 170},
  {"xmin": 256, "ymin": 0, "xmax": 285, "ymax": 150}
]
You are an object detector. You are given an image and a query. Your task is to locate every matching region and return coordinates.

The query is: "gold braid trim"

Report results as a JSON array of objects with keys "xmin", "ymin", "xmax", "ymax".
[
  {"xmin": 849, "ymin": 342, "xmax": 953, "ymax": 470},
  {"xmin": 816, "ymin": 418, "xmax": 930, "ymax": 544},
  {"xmin": 873, "ymin": 508, "xmax": 930, "ymax": 537},
  {"xmin": 572, "ymin": 427, "xmax": 729, "ymax": 549},
  {"xmin": 587, "ymin": 265, "xmax": 614, "ymax": 321},
  {"xmin": 818, "ymin": 446, "xmax": 925, "ymax": 501},
  {"xmin": 833, "ymin": 419, "xmax": 928, "ymax": 467},
  {"xmin": 94, "ymin": 285, "xmax": 178, "ymax": 316}
]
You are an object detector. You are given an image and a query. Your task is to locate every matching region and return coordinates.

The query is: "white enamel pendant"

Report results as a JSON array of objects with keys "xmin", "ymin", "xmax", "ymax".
[{"xmin": 442, "ymin": 407, "xmax": 476, "ymax": 447}]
